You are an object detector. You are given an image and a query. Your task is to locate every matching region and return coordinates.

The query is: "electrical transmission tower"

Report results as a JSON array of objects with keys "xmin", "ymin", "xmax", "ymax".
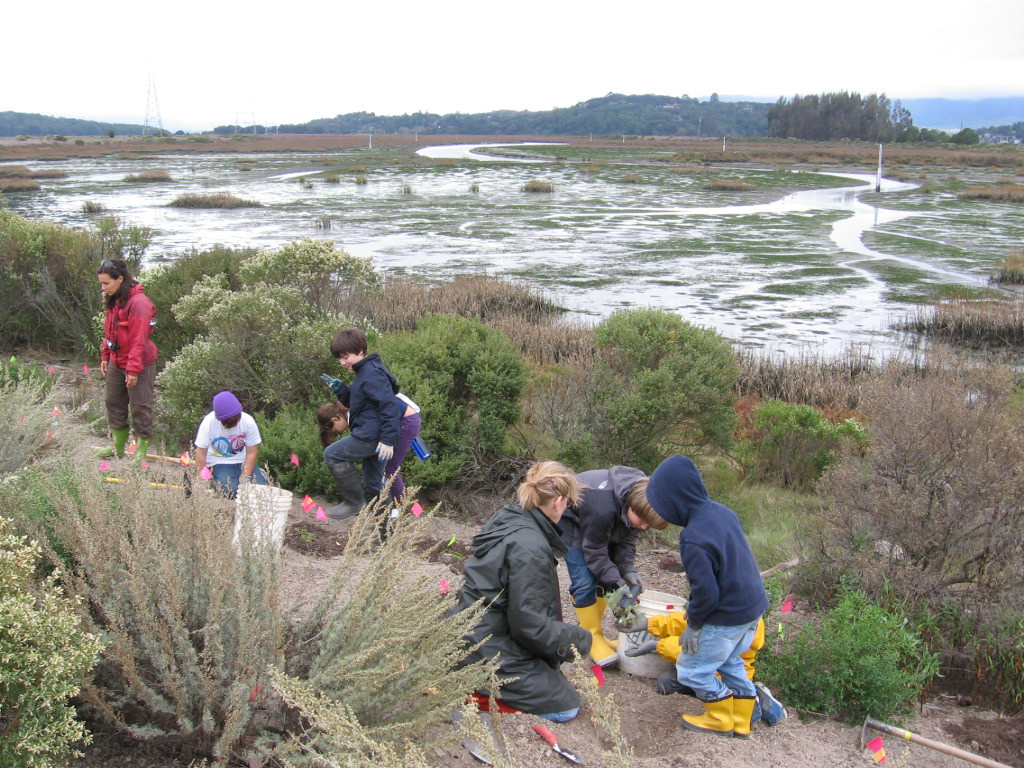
[{"xmin": 142, "ymin": 74, "xmax": 164, "ymax": 136}]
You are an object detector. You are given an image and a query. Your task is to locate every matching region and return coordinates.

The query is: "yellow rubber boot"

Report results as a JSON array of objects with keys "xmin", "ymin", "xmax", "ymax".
[
  {"xmin": 574, "ymin": 602, "xmax": 619, "ymax": 667},
  {"xmin": 595, "ymin": 597, "xmax": 617, "ymax": 650},
  {"xmin": 681, "ymin": 695, "xmax": 734, "ymax": 737},
  {"xmin": 732, "ymin": 695, "xmax": 756, "ymax": 739}
]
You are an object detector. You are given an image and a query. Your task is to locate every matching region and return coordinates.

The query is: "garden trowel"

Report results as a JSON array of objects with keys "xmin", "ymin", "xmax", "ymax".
[{"xmin": 532, "ymin": 724, "xmax": 583, "ymax": 764}]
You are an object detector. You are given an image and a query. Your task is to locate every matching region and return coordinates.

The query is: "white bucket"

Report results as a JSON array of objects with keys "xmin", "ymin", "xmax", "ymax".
[
  {"xmin": 234, "ymin": 484, "xmax": 292, "ymax": 552},
  {"xmin": 617, "ymin": 589, "xmax": 687, "ymax": 679}
]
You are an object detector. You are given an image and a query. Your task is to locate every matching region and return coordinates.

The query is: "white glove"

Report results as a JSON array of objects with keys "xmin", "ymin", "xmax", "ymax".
[{"xmin": 376, "ymin": 442, "xmax": 394, "ymax": 461}]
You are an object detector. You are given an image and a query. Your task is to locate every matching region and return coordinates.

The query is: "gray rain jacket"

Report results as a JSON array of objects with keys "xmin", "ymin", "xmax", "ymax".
[
  {"xmin": 557, "ymin": 466, "xmax": 645, "ymax": 589},
  {"xmin": 453, "ymin": 504, "xmax": 592, "ymax": 714}
]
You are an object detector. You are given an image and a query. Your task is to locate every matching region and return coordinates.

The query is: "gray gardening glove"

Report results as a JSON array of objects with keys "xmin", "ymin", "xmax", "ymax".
[
  {"xmin": 376, "ymin": 442, "xmax": 394, "ymax": 461},
  {"xmin": 625, "ymin": 638, "xmax": 660, "ymax": 657},
  {"xmin": 615, "ymin": 613, "xmax": 650, "ymax": 634},
  {"xmin": 623, "ymin": 570, "xmax": 643, "ymax": 593},
  {"xmin": 320, "ymin": 373, "xmax": 345, "ymax": 397},
  {"xmin": 681, "ymin": 624, "xmax": 701, "ymax": 656}
]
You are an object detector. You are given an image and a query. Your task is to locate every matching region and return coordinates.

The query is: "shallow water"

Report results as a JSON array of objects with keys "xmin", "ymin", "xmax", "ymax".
[{"xmin": 3, "ymin": 144, "xmax": 1019, "ymax": 356}]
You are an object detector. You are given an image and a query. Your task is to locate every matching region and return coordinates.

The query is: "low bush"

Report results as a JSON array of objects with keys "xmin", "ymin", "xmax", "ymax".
[
  {"xmin": 0, "ymin": 517, "xmax": 103, "ymax": 768},
  {"xmin": 169, "ymin": 193, "xmax": 262, "ymax": 208},
  {"xmin": 81, "ymin": 200, "xmax": 105, "ymax": 214},
  {"xmin": 813, "ymin": 353, "xmax": 1024, "ymax": 708},
  {"xmin": 744, "ymin": 399, "xmax": 866, "ymax": 488},
  {"xmin": 0, "ymin": 363, "xmax": 62, "ymax": 477},
  {"xmin": 280, "ymin": 501, "xmax": 495, "ymax": 757},
  {"xmin": 375, "ymin": 315, "xmax": 527, "ymax": 487},
  {"xmin": 42, "ymin": 468, "xmax": 282, "ymax": 762},
  {"xmin": 759, "ymin": 589, "xmax": 937, "ymax": 723},
  {"xmin": 254, "ymin": 403, "xmax": 334, "ymax": 499}
]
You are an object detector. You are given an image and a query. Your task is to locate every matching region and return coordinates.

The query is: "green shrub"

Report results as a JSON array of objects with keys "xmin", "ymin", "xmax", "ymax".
[
  {"xmin": 142, "ymin": 245, "xmax": 255, "ymax": 362},
  {"xmin": 590, "ymin": 309, "xmax": 738, "ymax": 470},
  {"xmin": 746, "ymin": 399, "xmax": 865, "ymax": 488},
  {"xmin": 43, "ymin": 469, "xmax": 282, "ymax": 762},
  {"xmin": 156, "ymin": 278, "xmax": 342, "ymax": 445},
  {"xmin": 375, "ymin": 316, "xmax": 527, "ymax": 487},
  {"xmin": 0, "ymin": 212, "xmax": 150, "ymax": 353},
  {"xmin": 254, "ymin": 403, "xmax": 334, "ymax": 499},
  {"xmin": 1, "ymin": 517, "xmax": 102, "ymax": 768},
  {"xmin": 759, "ymin": 589, "xmax": 937, "ymax": 723}
]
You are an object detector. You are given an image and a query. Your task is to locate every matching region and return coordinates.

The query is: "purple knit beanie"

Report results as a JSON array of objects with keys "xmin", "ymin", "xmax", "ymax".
[{"xmin": 212, "ymin": 391, "xmax": 242, "ymax": 421}]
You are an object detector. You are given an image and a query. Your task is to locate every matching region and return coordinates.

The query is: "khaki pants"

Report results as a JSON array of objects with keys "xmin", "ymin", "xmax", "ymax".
[{"xmin": 105, "ymin": 362, "xmax": 156, "ymax": 438}]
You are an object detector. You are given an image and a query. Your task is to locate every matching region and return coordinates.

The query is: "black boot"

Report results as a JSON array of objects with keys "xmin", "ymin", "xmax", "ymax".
[
  {"xmin": 656, "ymin": 670, "xmax": 697, "ymax": 697},
  {"xmin": 325, "ymin": 462, "xmax": 365, "ymax": 519}
]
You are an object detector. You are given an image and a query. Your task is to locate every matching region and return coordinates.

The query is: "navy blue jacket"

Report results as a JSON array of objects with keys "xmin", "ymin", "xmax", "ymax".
[
  {"xmin": 646, "ymin": 455, "xmax": 768, "ymax": 630},
  {"xmin": 333, "ymin": 353, "xmax": 403, "ymax": 447}
]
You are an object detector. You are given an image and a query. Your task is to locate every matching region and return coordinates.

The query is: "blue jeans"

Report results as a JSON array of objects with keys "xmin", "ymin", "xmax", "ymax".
[
  {"xmin": 537, "ymin": 707, "xmax": 579, "ymax": 723},
  {"xmin": 564, "ymin": 546, "xmax": 619, "ymax": 608},
  {"xmin": 211, "ymin": 463, "xmax": 267, "ymax": 499},
  {"xmin": 323, "ymin": 434, "xmax": 386, "ymax": 495},
  {"xmin": 675, "ymin": 618, "xmax": 759, "ymax": 702}
]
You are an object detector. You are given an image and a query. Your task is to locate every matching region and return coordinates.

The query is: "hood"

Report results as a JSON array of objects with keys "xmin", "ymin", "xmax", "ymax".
[
  {"xmin": 472, "ymin": 504, "xmax": 565, "ymax": 558},
  {"xmin": 645, "ymin": 455, "xmax": 710, "ymax": 528},
  {"xmin": 607, "ymin": 465, "xmax": 647, "ymax": 511}
]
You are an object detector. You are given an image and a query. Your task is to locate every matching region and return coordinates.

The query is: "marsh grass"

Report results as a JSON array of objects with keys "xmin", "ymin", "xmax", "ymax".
[
  {"xmin": 322, "ymin": 172, "xmax": 340, "ymax": 183},
  {"xmin": 991, "ymin": 249, "xmax": 1024, "ymax": 284},
  {"xmin": 354, "ymin": 174, "xmax": 368, "ymax": 185},
  {"xmin": 82, "ymin": 200, "xmax": 106, "ymax": 214},
  {"xmin": 896, "ymin": 297, "xmax": 1024, "ymax": 346},
  {"xmin": 0, "ymin": 165, "xmax": 31, "ymax": 177},
  {"xmin": 0, "ymin": 177, "xmax": 40, "ymax": 193},
  {"xmin": 123, "ymin": 169, "xmax": 172, "ymax": 183},
  {"xmin": 620, "ymin": 173, "xmax": 642, "ymax": 183},
  {"xmin": 27, "ymin": 169, "xmax": 68, "ymax": 179},
  {"xmin": 169, "ymin": 192, "xmax": 262, "ymax": 208},
  {"xmin": 735, "ymin": 346, "xmax": 884, "ymax": 409},
  {"xmin": 958, "ymin": 184, "xmax": 1024, "ymax": 202},
  {"xmin": 706, "ymin": 178, "xmax": 756, "ymax": 191},
  {"xmin": 522, "ymin": 179, "xmax": 553, "ymax": 193}
]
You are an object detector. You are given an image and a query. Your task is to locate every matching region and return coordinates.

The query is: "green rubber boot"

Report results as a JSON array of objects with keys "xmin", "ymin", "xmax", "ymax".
[
  {"xmin": 134, "ymin": 437, "xmax": 150, "ymax": 463},
  {"xmin": 96, "ymin": 427, "xmax": 130, "ymax": 458}
]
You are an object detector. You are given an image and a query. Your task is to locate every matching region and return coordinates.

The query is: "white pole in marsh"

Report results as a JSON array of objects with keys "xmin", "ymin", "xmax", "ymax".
[
  {"xmin": 368, "ymin": 132, "xmax": 373, "ymax": 150},
  {"xmin": 875, "ymin": 143, "xmax": 884, "ymax": 192}
]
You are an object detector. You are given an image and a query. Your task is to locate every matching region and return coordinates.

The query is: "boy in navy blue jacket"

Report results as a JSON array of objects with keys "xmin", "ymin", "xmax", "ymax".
[
  {"xmin": 321, "ymin": 328, "xmax": 403, "ymax": 519},
  {"xmin": 639, "ymin": 454, "xmax": 769, "ymax": 738}
]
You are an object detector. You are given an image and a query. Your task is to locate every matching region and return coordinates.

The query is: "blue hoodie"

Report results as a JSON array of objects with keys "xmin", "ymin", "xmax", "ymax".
[{"xmin": 646, "ymin": 455, "xmax": 768, "ymax": 630}]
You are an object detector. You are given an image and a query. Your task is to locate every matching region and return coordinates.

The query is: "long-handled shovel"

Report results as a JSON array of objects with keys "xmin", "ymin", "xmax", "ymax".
[{"xmin": 861, "ymin": 716, "xmax": 1015, "ymax": 768}]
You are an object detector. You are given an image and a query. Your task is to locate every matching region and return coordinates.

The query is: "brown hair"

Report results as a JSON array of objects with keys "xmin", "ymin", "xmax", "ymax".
[
  {"xmin": 516, "ymin": 460, "xmax": 581, "ymax": 511},
  {"xmin": 627, "ymin": 478, "xmax": 668, "ymax": 530},
  {"xmin": 317, "ymin": 401, "xmax": 349, "ymax": 447},
  {"xmin": 97, "ymin": 258, "xmax": 138, "ymax": 309},
  {"xmin": 219, "ymin": 414, "xmax": 241, "ymax": 429},
  {"xmin": 329, "ymin": 328, "xmax": 368, "ymax": 358}
]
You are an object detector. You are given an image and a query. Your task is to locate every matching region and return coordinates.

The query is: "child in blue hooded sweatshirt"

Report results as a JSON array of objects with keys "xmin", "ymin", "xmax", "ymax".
[{"xmin": 636, "ymin": 454, "xmax": 769, "ymax": 738}]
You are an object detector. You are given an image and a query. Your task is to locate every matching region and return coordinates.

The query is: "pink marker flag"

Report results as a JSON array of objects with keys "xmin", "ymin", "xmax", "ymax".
[
  {"xmin": 99, "ymin": 460, "xmax": 109, "ymax": 471},
  {"xmin": 302, "ymin": 494, "xmax": 315, "ymax": 512},
  {"xmin": 200, "ymin": 466, "xmax": 213, "ymax": 481},
  {"xmin": 591, "ymin": 665, "xmax": 606, "ymax": 687},
  {"xmin": 53, "ymin": 407, "xmax": 61, "ymax": 415},
  {"xmin": 315, "ymin": 506, "xmax": 328, "ymax": 521},
  {"xmin": 290, "ymin": 453, "xmax": 300, "ymax": 466},
  {"xmin": 47, "ymin": 366, "xmax": 55, "ymax": 375},
  {"xmin": 866, "ymin": 736, "xmax": 887, "ymax": 763},
  {"xmin": 180, "ymin": 452, "xmax": 191, "ymax": 466},
  {"xmin": 411, "ymin": 502, "xmax": 425, "ymax": 517},
  {"xmin": 780, "ymin": 598, "xmax": 794, "ymax": 613},
  {"xmin": 82, "ymin": 364, "xmax": 90, "ymax": 373},
  {"xmin": 439, "ymin": 578, "xmax": 450, "ymax": 595},
  {"xmin": 141, "ymin": 461, "xmax": 150, "ymax": 469}
]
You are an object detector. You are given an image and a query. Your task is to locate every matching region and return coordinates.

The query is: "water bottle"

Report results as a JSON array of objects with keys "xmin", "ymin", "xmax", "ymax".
[{"xmin": 411, "ymin": 435, "xmax": 431, "ymax": 461}]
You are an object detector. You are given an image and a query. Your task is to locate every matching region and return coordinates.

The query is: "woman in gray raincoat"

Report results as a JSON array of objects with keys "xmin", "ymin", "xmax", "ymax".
[{"xmin": 452, "ymin": 460, "xmax": 593, "ymax": 722}]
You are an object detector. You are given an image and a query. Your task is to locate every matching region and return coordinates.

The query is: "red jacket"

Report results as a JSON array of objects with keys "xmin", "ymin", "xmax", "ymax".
[{"xmin": 101, "ymin": 283, "xmax": 158, "ymax": 375}]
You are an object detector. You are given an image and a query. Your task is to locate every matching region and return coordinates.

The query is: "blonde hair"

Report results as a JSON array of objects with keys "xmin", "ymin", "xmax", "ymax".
[
  {"xmin": 517, "ymin": 460, "xmax": 581, "ymax": 510},
  {"xmin": 627, "ymin": 478, "xmax": 668, "ymax": 530}
]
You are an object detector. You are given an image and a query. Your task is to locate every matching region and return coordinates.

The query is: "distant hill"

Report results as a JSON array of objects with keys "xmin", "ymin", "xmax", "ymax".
[
  {"xmin": 0, "ymin": 111, "xmax": 146, "ymax": 137},
  {"xmin": 216, "ymin": 94, "xmax": 775, "ymax": 138},
  {"xmin": 899, "ymin": 97, "xmax": 1024, "ymax": 131}
]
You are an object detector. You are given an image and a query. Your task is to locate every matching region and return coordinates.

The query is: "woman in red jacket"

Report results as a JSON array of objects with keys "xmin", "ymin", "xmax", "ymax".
[{"xmin": 96, "ymin": 259, "xmax": 158, "ymax": 459}]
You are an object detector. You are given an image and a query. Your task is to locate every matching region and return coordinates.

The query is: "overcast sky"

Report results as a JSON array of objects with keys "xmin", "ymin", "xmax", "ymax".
[{"xmin": 7, "ymin": 0, "xmax": 1023, "ymax": 131}]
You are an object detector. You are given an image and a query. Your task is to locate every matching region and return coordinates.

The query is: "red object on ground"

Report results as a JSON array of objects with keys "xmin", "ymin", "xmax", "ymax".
[
  {"xmin": 591, "ymin": 664, "xmax": 605, "ymax": 686},
  {"xmin": 470, "ymin": 692, "xmax": 522, "ymax": 714}
]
